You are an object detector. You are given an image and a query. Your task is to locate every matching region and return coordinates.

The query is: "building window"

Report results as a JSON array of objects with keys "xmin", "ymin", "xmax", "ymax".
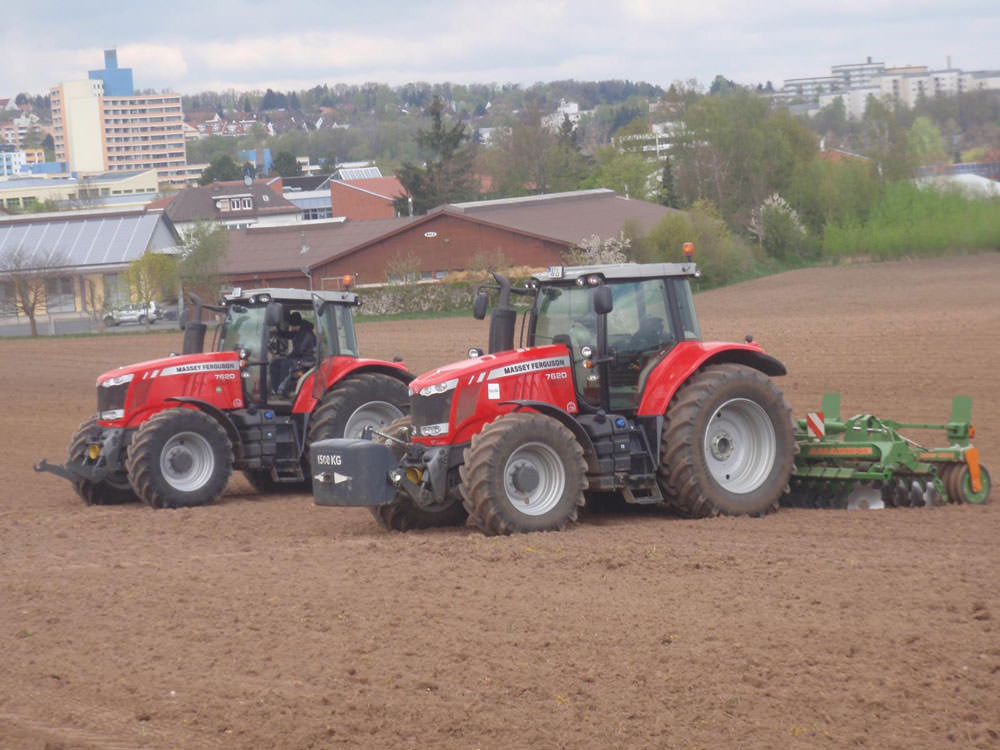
[
  {"xmin": 242, "ymin": 197, "xmax": 252, "ymax": 209},
  {"xmin": 44, "ymin": 277, "xmax": 76, "ymax": 313},
  {"xmin": 0, "ymin": 280, "xmax": 16, "ymax": 317}
]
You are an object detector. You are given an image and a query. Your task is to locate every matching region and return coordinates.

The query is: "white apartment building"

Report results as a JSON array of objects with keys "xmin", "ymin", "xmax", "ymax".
[
  {"xmin": 49, "ymin": 50, "xmax": 190, "ymax": 184},
  {"xmin": 50, "ymin": 79, "xmax": 106, "ymax": 173},
  {"xmin": 781, "ymin": 57, "xmax": 1000, "ymax": 119}
]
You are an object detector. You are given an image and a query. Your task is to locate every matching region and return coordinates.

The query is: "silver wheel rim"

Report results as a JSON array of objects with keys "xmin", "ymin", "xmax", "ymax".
[
  {"xmin": 160, "ymin": 430, "xmax": 215, "ymax": 492},
  {"xmin": 703, "ymin": 398, "xmax": 776, "ymax": 494},
  {"xmin": 503, "ymin": 441, "xmax": 565, "ymax": 516},
  {"xmin": 343, "ymin": 401, "xmax": 404, "ymax": 439}
]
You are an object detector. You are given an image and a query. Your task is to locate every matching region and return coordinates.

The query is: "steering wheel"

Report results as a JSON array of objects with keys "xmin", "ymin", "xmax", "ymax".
[{"xmin": 267, "ymin": 334, "xmax": 289, "ymax": 356}]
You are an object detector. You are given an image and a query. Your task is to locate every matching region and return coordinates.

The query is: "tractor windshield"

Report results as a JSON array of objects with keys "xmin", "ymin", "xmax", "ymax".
[
  {"xmin": 534, "ymin": 284, "xmax": 596, "ymax": 352},
  {"xmin": 219, "ymin": 303, "xmax": 266, "ymax": 355}
]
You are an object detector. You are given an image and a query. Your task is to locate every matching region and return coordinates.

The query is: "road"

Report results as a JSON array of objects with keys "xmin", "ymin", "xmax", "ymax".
[{"xmin": 0, "ymin": 314, "xmax": 182, "ymax": 338}]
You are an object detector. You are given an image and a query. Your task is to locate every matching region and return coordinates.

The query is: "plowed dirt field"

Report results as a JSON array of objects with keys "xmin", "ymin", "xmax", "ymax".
[{"xmin": 2, "ymin": 254, "xmax": 998, "ymax": 749}]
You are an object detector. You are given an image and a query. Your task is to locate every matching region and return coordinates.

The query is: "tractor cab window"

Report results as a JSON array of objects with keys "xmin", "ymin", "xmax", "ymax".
[
  {"xmin": 332, "ymin": 304, "xmax": 359, "ymax": 358},
  {"xmin": 219, "ymin": 303, "xmax": 267, "ymax": 401},
  {"xmin": 220, "ymin": 304, "xmax": 265, "ymax": 355},
  {"xmin": 534, "ymin": 284, "xmax": 598, "ymax": 402},
  {"xmin": 315, "ymin": 303, "xmax": 359, "ymax": 359},
  {"xmin": 670, "ymin": 278, "xmax": 701, "ymax": 341},
  {"xmin": 605, "ymin": 278, "xmax": 675, "ymax": 411},
  {"xmin": 535, "ymin": 284, "xmax": 596, "ymax": 352}
]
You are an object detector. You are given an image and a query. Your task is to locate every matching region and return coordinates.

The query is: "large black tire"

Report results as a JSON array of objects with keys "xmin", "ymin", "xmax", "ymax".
[
  {"xmin": 459, "ymin": 412, "xmax": 587, "ymax": 535},
  {"xmin": 126, "ymin": 409, "xmax": 234, "ymax": 508},
  {"xmin": 369, "ymin": 416, "xmax": 468, "ymax": 531},
  {"xmin": 309, "ymin": 373, "xmax": 408, "ymax": 444},
  {"xmin": 659, "ymin": 364, "xmax": 794, "ymax": 518},
  {"xmin": 67, "ymin": 417, "xmax": 139, "ymax": 505}
]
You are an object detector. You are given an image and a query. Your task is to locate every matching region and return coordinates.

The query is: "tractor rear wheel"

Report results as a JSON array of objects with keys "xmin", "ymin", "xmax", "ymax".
[
  {"xmin": 309, "ymin": 373, "xmax": 408, "ymax": 443},
  {"xmin": 127, "ymin": 408, "xmax": 233, "ymax": 508},
  {"xmin": 68, "ymin": 417, "xmax": 138, "ymax": 505},
  {"xmin": 460, "ymin": 412, "xmax": 587, "ymax": 535},
  {"xmin": 659, "ymin": 364, "xmax": 794, "ymax": 518},
  {"xmin": 369, "ymin": 416, "xmax": 468, "ymax": 531}
]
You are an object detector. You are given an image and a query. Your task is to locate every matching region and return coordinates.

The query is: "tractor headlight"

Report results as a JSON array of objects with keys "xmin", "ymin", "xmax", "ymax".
[
  {"xmin": 100, "ymin": 373, "xmax": 134, "ymax": 388},
  {"xmin": 420, "ymin": 423, "xmax": 450, "ymax": 437},
  {"xmin": 418, "ymin": 378, "xmax": 458, "ymax": 397}
]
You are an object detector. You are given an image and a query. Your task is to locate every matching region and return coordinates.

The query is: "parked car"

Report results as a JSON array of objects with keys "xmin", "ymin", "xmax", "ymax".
[{"xmin": 103, "ymin": 302, "xmax": 162, "ymax": 326}]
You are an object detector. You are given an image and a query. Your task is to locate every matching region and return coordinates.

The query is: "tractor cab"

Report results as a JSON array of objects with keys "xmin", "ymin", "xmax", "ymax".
[
  {"xmin": 184, "ymin": 287, "xmax": 364, "ymax": 408},
  {"xmin": 218, "ymin": 288, "xmax": 361, "ymax": 406},
  {"xmin": 475, "ymin": 261, "xmax": 702, "ymax": 414},
  {"xmin": 528, "ymin": 264, "xmax": 701, "ymax": 412}
]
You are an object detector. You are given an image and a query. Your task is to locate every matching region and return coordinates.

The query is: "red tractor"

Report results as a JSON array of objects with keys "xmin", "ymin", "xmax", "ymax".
[
  {"xmin": 37, "ymin": 287, "xmax": 412, "ymax": 508},
  {"xmin": 311, "ymin": 258, "xmax": 796, "ymax": 534}
]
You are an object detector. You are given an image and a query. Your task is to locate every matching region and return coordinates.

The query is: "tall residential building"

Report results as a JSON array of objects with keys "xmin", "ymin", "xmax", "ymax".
[{"xmin": 50, "ymin": 50, "xmax": 189, "ymax": 184}]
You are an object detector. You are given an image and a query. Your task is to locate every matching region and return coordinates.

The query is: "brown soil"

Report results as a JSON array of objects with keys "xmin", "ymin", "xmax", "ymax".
[{"xmin": 2, "ymin": 254, "xmax": 998, "ymax": 750}]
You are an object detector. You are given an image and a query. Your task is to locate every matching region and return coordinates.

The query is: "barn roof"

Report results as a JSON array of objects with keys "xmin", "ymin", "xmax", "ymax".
[
  {"xmin": 0, "ymin": 209, "xmax": 176, "ymax": 273},
  {"xmin": 442, "ymin": 189, "xmax": 679, "ymax": 244},
  {"xmin": 221, "ymin": 216, "xmax": 411, "ymax": 274},
  {"xmin": 220, "ymin": 190, "xmax": 680, "ymax": 275}
]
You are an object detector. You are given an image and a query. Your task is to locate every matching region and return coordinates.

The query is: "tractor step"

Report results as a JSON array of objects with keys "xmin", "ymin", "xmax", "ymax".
[{"xmin": 622, "ymin": 478, "xmax": 663, "ymax": 505}]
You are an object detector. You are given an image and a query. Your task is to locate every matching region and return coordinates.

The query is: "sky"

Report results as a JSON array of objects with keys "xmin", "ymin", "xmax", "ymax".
[{"xmin": 1, "ymin": 0, "xmax": 998, "ymax": 97}]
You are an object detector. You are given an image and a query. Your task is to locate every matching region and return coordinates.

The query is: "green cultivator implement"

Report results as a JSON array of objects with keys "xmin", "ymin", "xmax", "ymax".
[{"xmin": 782, "ymin": 394, "xmax": 991, "ymax": 510}]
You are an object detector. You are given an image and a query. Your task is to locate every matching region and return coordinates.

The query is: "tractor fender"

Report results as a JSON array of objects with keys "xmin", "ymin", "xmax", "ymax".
[
  {"xmin": 498, "ymin": 400, "xmax": 600, "ymax": 473},
  {"xmin": 636, "ymin": 342, "xmax": 787, "ymax": 417},
  {"xmin": 294, "ymin": 359, "xmax": 416, "ymax": 413},
  {"xmin": 164, "ymin": 397, "xmax": 244, "ymax": 459}
]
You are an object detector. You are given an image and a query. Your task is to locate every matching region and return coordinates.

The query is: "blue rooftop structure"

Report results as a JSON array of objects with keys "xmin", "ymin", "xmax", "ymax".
[{"xmin": 89, "ymin": 49, "xmax": 134, "ymax": 97}]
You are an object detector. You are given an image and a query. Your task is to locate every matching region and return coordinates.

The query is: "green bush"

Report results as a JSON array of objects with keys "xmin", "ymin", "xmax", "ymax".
[
  {"xmin": 822, "ymin": 181, "xmax": 1000, "ymax": 259},
  {"xmin": 635, "ymin": 201, "xmax": 756, "ymax": 287}
]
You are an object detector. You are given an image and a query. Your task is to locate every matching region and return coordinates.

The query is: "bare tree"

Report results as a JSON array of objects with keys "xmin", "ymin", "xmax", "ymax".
[{"xmin": 0, "ymin": 245, "xmax": 66, "ymax": 337}]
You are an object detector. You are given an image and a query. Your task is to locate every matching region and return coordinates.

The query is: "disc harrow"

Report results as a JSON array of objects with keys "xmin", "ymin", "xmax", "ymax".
[{"xmin": 781, "ymin": 394, "xmax": 990, "ymax": 510}]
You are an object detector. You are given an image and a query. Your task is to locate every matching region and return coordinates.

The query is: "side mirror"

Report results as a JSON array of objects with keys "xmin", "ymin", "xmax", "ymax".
[
  {"xmin": 265, "ymin": 300, "xmax": 284, "ymax": 327},
  {"xmin": 472, "ymin": 292, "xmax": 488, "ymax": 320},
  {"xmin": 593, "ymin": 285, "xmax": 613, "ymax": 315}
]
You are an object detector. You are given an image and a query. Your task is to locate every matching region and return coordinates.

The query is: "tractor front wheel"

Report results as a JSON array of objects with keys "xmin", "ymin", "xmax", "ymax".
[
  {"xmin": 127, "ymin": 409, "xmax": 233, "ymax": 508},
  {"xmin": 309, "ymin": 373, "xmax": 408, "ymax": 443},
  {"xmin": 659, "ymin": 364, "xmax": 794, "ymax": 518},
  {"xmin": 370, "ymin": 416, "xmax": 468, "ymax": 531},
  {"xmin": 460, "ymin": 412, "xmax": 586, "ymax": 535},
  {"xmin": 68, "ymin": 417, "xmax": 138, "ymax": 505}
]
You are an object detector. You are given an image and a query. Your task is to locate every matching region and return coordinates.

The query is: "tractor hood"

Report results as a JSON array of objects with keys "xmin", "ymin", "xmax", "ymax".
[
  {"xmin": 408, "ymin": 344, "xmax": 571, "ymax": 396},
  {"xmin": 96, "ymin": 351, "xmax": 240, "ymax": 387}
]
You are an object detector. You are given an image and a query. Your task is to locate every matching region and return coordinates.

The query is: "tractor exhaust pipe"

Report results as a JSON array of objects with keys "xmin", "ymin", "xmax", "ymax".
[
  {"xmin": 181, "ymin": 292, "xmax": 208, "ymax": 355},
  {"xmin": 487, "ymin": 273, "xmax": 516, "ymax": 354}
]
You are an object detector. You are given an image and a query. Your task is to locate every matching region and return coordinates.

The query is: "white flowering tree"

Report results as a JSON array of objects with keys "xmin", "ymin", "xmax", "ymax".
[
  {"xmin": 565, "ymin": 232, "xmax": 631, "ymax": 265},
  {"xmin": 748, "ymin": 193, "xmax": 807, "ymax": 259}
]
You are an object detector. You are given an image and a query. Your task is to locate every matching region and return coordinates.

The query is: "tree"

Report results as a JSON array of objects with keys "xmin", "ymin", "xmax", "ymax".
[
  {"xmin": 673, "ymin": 88, "xmax": 817, "ymax": 227},
  {"xmin": 581, "ymin": 147, "xmax": 654, "ymax": 200},
  {"xmin": 199, "ymin": 154, "xmax": 243, "ymax": 185},
  {"xmin": 482, "ymin": 106, "xmax": 590, "ymax": 197},
  {"xmin": 908, "ymin": 116, "xmax": 948, "ymax": 165},
  {"xmin": 564, "ymin": 232, "xmax": 631, "ymax": 265},
  {"xmin": 656, "ymin": 157, "xmax": 681, "ymax": 208},
  {"xmin": 394, "ymin": 96, "xmax": 478, "ymax": 214},
  {"xmin": 0, "ymin": 245, "xmax": 65, "ymax": 337},
  {"xmin": 177, "ymin": 222, "xmax": 229, "ymax": 303},
  {"xmin": 125, "ymin": 251, "xmax": 177, "ymax": 328},
  {"xmin": 272, "ymin": 150, "xmax": 303, "ymax": 177}
]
